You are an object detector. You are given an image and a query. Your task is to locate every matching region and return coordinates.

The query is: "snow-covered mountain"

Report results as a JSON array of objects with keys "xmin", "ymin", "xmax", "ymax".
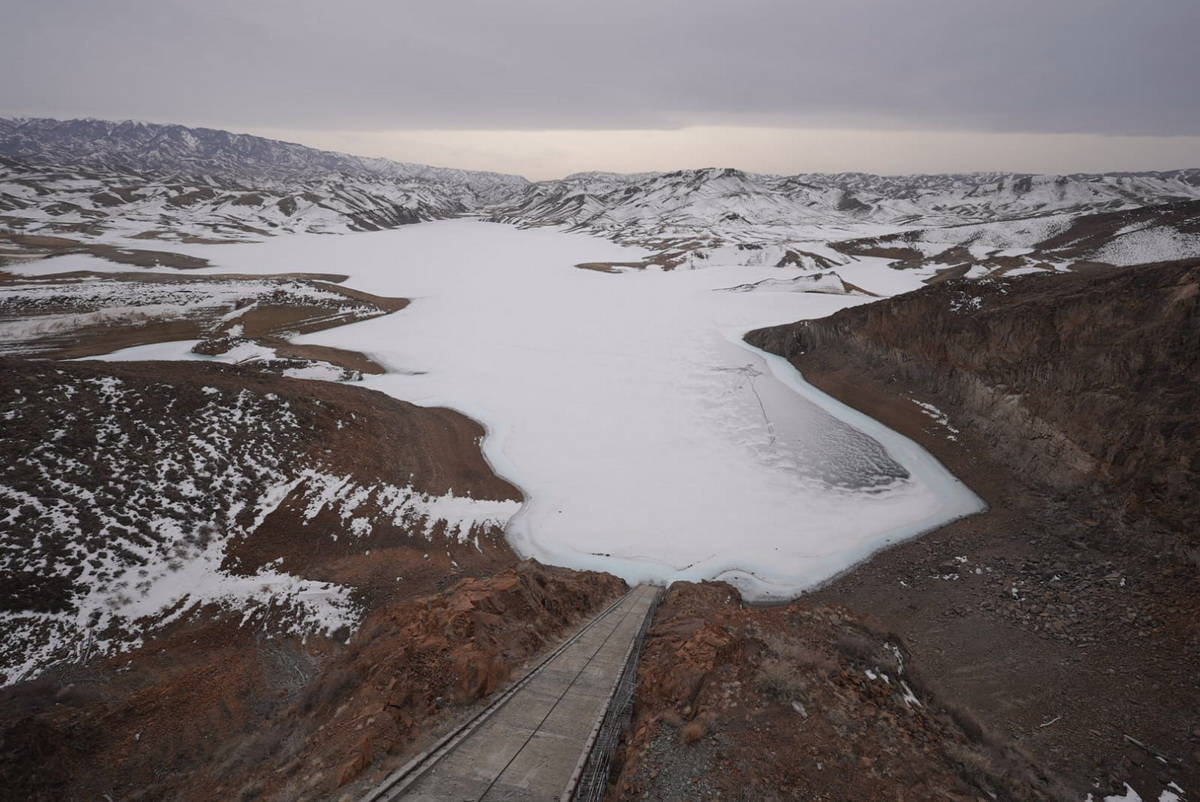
[
  {"xmin": 488, "ymin": 166, "xmax": 1200, "ymax": 274},
  {"xmin": 0, "ymin": 117, "xmax": 531, "ymax": 240},
  {"xmin": 492, "ymin": 166, "xmax": 1200, "ymax": 236},
  {"xmin": 0, "ymin": 156, "xmax": 487, "ymax": 240},
  {"xmin": 0, "ymin": 117, "xmax": 528, "ymax": 202},
  {"xmin": 2, "ymin": 117, "xmax": 1198, "ymax": 273},
  {"xmin": 831, "ymin": 198, "xmax": 1200, "ymax": 277}
]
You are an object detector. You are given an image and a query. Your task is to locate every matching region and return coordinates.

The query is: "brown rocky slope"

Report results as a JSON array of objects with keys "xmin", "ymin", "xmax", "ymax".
[
  {"xmin": 749, "ymin": 257, "xmax": 1200, "ymax": 553},
  {"xmin": 609, "ymin": 581, "xmax": 1065, "ymax": 801},
  {"xmin": 728, "ymin": 258, "xmax": 1200, "ymax": 798},
  {"xmin": 0, "ymin": 357, "xmax": 625, "ymax": 801}
]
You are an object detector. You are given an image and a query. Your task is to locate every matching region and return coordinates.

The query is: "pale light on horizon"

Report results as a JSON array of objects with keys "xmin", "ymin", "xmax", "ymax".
[
  {"xmin": 5, "ymin": 1, "xmax": 1197, "ymax": 181},
  {"xmin": 244, "ymin": 125, "xmax": 1200, "ymax": 181}
]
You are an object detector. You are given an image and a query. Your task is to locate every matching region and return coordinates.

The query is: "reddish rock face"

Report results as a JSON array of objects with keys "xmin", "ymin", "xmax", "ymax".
[
  {"xmin": 287, "ymin": 560, "xmax": 626, "ymax": 796},
  {"xmin": 0, "ymin": 554, "xmax": 624, "ymax": 802},
  {"xmin": 613, "ymin": 581, "xmax": 1065, "ymax": 801}
]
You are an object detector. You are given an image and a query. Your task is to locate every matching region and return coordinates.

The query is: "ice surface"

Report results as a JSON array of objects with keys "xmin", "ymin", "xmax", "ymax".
[{"xmin": 76, "ymin": 221, "xmax": 984, "ymax": 599}]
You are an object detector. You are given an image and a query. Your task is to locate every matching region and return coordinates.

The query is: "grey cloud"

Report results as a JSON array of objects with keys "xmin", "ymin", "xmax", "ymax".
[{"xmin": 2, "ymin": 0, "xmax": 1197, "ymax": 136}]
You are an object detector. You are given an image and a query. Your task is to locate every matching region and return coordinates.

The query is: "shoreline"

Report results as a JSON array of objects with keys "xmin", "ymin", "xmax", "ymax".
[{"xmin": 786, "ymin": 356, "xmax": 1198, "ymax": 796}]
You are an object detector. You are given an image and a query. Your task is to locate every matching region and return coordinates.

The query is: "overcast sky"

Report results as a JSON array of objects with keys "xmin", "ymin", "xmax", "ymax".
[{"xmin": 3, "ymin": 0, "xmax": 1198, "ymax": 178}]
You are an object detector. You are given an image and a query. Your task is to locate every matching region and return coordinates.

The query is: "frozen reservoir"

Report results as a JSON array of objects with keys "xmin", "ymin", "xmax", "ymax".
[{"xmin": 93, "ymin": 220, "xmax": 985, "ymax": 598}]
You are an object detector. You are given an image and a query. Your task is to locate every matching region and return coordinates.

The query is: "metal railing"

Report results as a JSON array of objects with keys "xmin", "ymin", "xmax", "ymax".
[{"xmin": 567, "ymin": 587, "xmax": 662, "ymax": 802}]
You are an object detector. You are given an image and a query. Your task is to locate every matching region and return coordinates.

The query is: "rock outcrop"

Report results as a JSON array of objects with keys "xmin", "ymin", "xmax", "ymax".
[
  {"xmin": 0, "ymin": 560, "xmax": 624, "ymax": 801},
  {"xmin": 610, "ymin": 581, "xmax": 1064, "ymax": 800},
  {"xmin": 748, "ymin": 258, "xmax": 1200, "ymax": 558}
]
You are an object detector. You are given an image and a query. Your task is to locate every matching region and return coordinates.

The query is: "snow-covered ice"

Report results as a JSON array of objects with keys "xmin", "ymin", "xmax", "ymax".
[{"xmin": 76, "ymin": 220, "xmax": 985, "ymax": 599}]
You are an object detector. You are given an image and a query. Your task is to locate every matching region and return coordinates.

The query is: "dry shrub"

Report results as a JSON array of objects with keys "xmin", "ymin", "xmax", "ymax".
[
  {"xmin": 237, "ymin": 782, "xmax": 265, "ymax": 802},
  {"xmin": 756, "ymin": 634, "xmax": 835, "ymax": 702},
  {"xmin": 660, "ymin": 708, "xmax": 685, "ymax": 728},
  {"xmin": 678, "ymin": 711, "xmax": 716, "ymax": 744},
  {"xmin": 757, "ymin": 657, "xmax": 803, "ymax": 703},
  {"xmin": 297, "ymin": 665, "xmax": 358, "ymax": 715},
  {"xmin": 833, "ymin": 628, "xmax": 881, "ymax": 665}
]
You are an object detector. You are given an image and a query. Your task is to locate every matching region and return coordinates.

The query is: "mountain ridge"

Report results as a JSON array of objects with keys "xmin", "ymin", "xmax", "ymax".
[
  {"xmin": 2, "ymin": 117, "xmax": 1199, "ymax": 272},
  {"xmin": 0, "ymin": 117, "xmax": 530, "ymax": 203},
  {"xmin": 6, "ymin": 116, "xmax": 1198, "ymax": 190}
]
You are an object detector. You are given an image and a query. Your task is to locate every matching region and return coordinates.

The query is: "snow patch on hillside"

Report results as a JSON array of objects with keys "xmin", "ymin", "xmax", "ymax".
[
  {"xmin": 0, "ymin": 373, "xmax": 364, "ymax": 683},
  {"xmin": 293, "ymin": 470, "xmax": 520, "ymax": 544}
]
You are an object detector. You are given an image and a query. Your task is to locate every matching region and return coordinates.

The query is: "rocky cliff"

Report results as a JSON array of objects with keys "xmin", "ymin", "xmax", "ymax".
[
  {"xmin": 611, "ymin": 581, "xmax": 1064, "ymax": 800},
  {"xmin": 748, "ymin": 259, "xmax": 1200, "ymax": 555}
]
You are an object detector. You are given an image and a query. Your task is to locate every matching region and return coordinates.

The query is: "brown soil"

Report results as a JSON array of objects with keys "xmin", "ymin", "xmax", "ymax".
[
  {"xmin": 0, "ymin": 357, "xmax": 627, "ymax": 801},
  {"xmin": 263, "ymin": 337, "xmax": 388, "ymax": 374},
  {"xmin": 22, "ymin": 269, "xmax": 353, "ymax": 284},
  {"xmin": 574, "ymin": 251, "xmax": 693, "ymax": 273},
  {"xmin": 577, "ymin": 261, "xmax": 636, "ymax": 273},
  {"xmin": 740, "ymin": 258, "xmax": 1200, "ymax": 800},
  {"xmin": 0, "ymin": 561, "xmax": 623, "ymax": 802},
  {"xmin": 610, "ymin": 582, "xmax": 1065, "ymax": 800},
  {"xmin": 829, "ymin": 241, "xmax": 925, "ymax": 266},
  {"xmin": 774, "ymin": 249, "xmax": 843, "ymax": 270},
  {"xmin": 0, "ymin": 356, "xmax": 522, "ymax": 652},
  {"xmin": 581, "ymin": 242, "xmax": 853, "ymax": 276},
  {"xmin": 0, "ymin": 271, "xmax": 406, "ymax": 367},
  {"xmin": 0, "ymin": 232, "xmax": 211, "ymax": 269}
]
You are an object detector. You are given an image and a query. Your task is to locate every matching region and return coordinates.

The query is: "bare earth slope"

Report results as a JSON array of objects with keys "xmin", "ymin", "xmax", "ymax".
[
  {"xmin": 0, "ymin": 269, "xmax": 408, "ymax": 367},
  {"xmin": 748, "ymin": 257, "xmax": 1200, "ymax": 545},
  {"xmin": 0, "ymin": 356, "xmax": 626, "ymax": 801},
  {"xmin": 0, "ymin": 357, "xmax": 521, "ymax": 683},
  {"xmin": 740, "ymin": 259, "xmax": 1200, "ymax": 799},
  {"xmin": 611, "ymin": 581, "xmax": 1064, "ymax": 801}
]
